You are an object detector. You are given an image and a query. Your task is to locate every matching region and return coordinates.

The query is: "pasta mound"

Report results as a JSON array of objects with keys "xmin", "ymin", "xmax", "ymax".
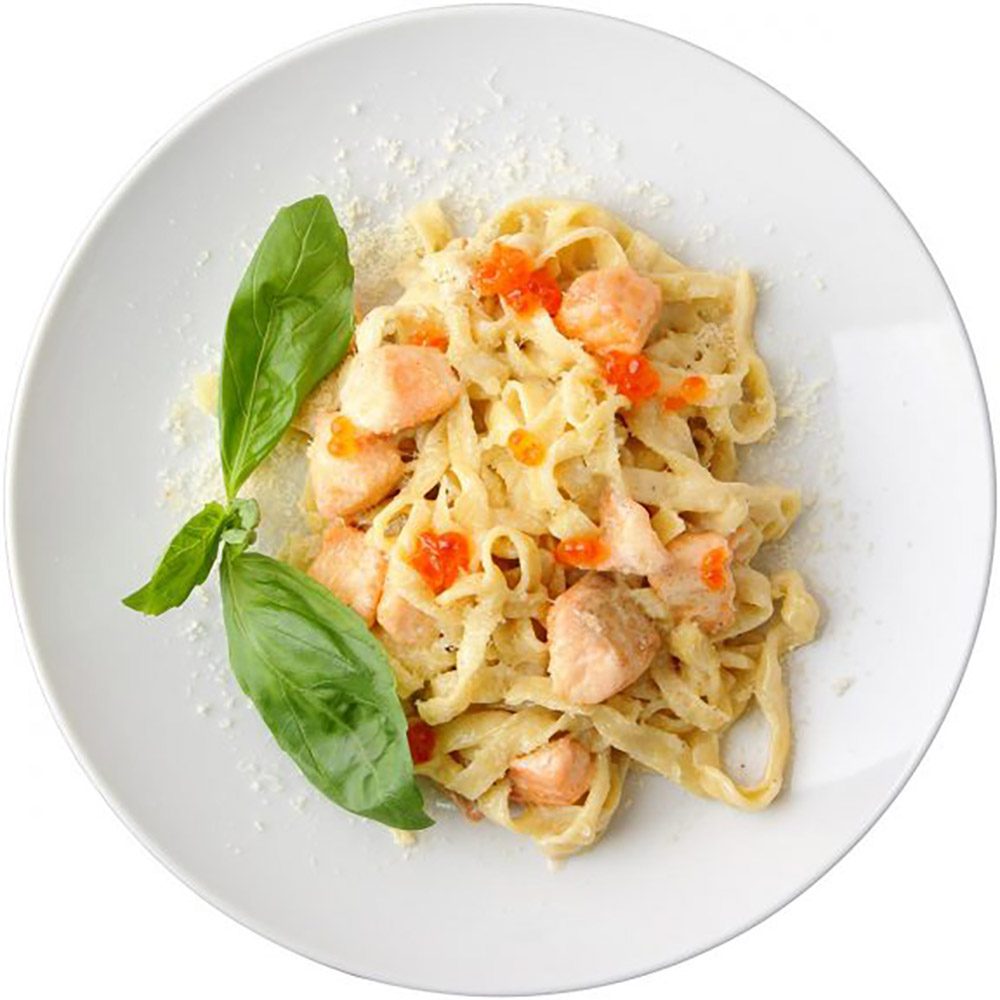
[{"xmin": 295, "ymin": 198, "xmax": 819, "ymax": 857}]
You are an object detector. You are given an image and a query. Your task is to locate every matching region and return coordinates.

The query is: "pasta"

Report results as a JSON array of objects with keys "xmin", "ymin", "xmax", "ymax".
[{"xmin": 292, "ymin": 198, "xmax": 819, "ymax": 857}]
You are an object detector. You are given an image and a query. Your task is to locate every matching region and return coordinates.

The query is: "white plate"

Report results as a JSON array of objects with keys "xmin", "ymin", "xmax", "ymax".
[{"xmin": 7, "ymin": 6, "xmax": 994, "ymax": 994}]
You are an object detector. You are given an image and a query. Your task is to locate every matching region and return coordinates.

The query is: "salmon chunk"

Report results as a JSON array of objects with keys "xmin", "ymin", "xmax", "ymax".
[
  {"xmin": 556, "ymin": 266, "xmax": 662, "ymax": 355},
  {"xmin": 308, "ymin": 411, "xmax": 405, "ymax": 519},
  {"xmin": 508, "ymin": 736, "xmax": 594, "ymax": 806},
  {"xmin": 308, "ymin": 521, "xmax": 387, "ymax": 626},
  {"xmin": 340, "ymin": 345, "xmax": 461, "ymax": 435},
  {"xmin": 598, "ymin": 486, "xmax": 670, "ymax": 576},
  {"xmin": 649, "ymin": 531, "xmax": 736, "ymax": 633},
  {"xmin": 547, "ymin": 573, "xmax": 661, "ymax": 704},
  {"xmin": 376, "ymin": 582, "xmax": 438, "ymax": 646}
]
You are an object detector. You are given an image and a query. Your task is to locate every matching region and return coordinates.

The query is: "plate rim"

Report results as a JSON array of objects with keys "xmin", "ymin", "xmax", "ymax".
[{"xmin": 4, "ymin": 4, "xmax": 996, "ymax": 994}]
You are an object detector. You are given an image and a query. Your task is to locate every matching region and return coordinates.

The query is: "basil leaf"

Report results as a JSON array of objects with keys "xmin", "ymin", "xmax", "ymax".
[
  {"xmin": 219, "ymin": 195, "xmax": 354, "ymax": 500},
  {"xmin": 219, "ymin": 550, "xmax": 433, "ymax": 830},
  {"xmin": 122, "ymin": 502, "xmax": 229, "ymax": 615}
]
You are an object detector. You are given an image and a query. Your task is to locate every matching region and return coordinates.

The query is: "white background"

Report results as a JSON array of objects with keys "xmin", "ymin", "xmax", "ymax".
[{"xmin": 2, "ymin": 1, "xmax": 996, "ymax": 997}]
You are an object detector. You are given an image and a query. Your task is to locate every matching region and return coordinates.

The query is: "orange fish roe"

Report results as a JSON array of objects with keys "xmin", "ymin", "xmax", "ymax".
[
  {"xmin": 326, "ymin": 415, "xmax": 359, "ymax": 458},
  {"xmin": 600, "ymin": 351, "xmax": 661, "ymax": 403},
  {"xmin": 508, "ymin": 428, "xmax": 546, "ymax": 466},
  {"xmin": 663, "ymin": 374, "xmax": 708, "ymax": 411},
  {"xmin": 406, "ymin": 318, "xmax": 449, "ymax": 350},
  {"xmin": 406, "ymin": 718, "xmax": 436, "ymax": 764},
  {"xmin": 700, "ymin": 546, "xmax": 730, "ymax": 592},
  {"xmin": 505, "ymin": 268, "xmax": 562, "ymax": 316},
  {"xmin": 471, "ymin": 242, "xmax": 562, "ymax": 316},
  {"xmin": 554, "ymin": 535, "xmax": 610, "ymax": 569},
  {"xmin": 472, "ymin": 243, "xmax": 534, "ymax": 296},
  {"xmin": 680, "ymin": 375, "xmax": 708, "ymax": 402},
  {"xmin": 409, "ymin": 530, "xmax": 472, "ymax": 594}
]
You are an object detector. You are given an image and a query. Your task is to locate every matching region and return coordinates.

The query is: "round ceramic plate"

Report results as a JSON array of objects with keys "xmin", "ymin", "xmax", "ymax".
[{"xmin": 7, "ymin": 6, "xmax": 994, "ymax": 994}]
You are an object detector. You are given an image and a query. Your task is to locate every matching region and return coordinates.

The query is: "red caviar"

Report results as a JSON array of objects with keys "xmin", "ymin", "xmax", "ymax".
[
  {"xmin": 472, "ymin": 243, "xmax": 533, "ymax": 296},
  {"xmin": 680, "ymin": 375, "xmax": 708, "ymax": 402},
  {"xmin": 508, "ymin": 428, "xmax": 546, "ymax": 466},
  {"xmin": 600, "ymin": 351, "xmax": 661, "ymax": 404},
  {"xmin": 554, "ymin": 534, "xmax": 610, "ymax": 568},
  {"xmin": 406, "ymin": 318, "xmax": 449, "ymax": 350},
  {"xmin": 506, "ymin": 269, "xmax": 562, "ymax": 316},
  {"xmin": 700, "ymin": 546, "xmax": 730, "ymax": 592},
  {"xmin": 407, "ymin": 718, "xmax": 436, "ymax": 764},
  {"xmin": 326, "ymin": 415, "xmax": 359, "ymax": 458},
  {"xmin": 471, "ymin": 242, "xmax": 562, "ymax": 316},
  {"xmin": 410, "ymin": 530, "xmax": 472, "ymax": 594},
  {"xmin": 663, "ymin": 374, "xmax": 708, "ymax": 411}
]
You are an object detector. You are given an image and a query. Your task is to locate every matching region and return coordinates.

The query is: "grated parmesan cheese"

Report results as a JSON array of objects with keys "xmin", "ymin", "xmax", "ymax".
[
  {"xmin": 391, "ymin": 829, "xmax": 417, "ymax": 848},
  {"xmin": 193, "ymin": 371, "xmax": 218, "ymax": 414}
]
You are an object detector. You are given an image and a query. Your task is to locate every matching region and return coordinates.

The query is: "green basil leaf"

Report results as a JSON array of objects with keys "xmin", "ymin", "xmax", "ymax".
[
  {"xmin": 219, "ymin": 550, "xmax": 433, "ymax": 830},
  {"xmin": 220, "ymin": 195, "xmax": 354, "ymax": 500},
  {"xmin": 122, "ymin": 502, "xmax": 229, "ymax": 615}
]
